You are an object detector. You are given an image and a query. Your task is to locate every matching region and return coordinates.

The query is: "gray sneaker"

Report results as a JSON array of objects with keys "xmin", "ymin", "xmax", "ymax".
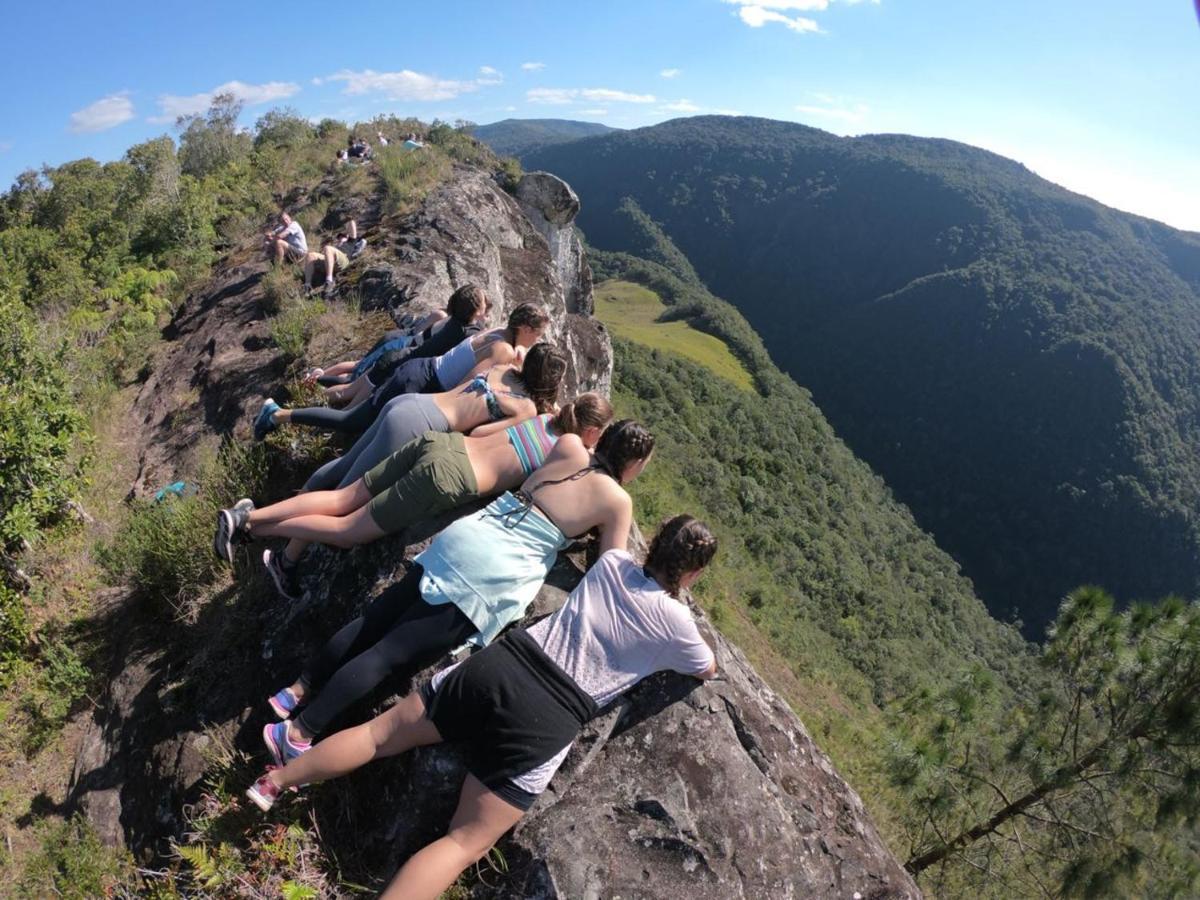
[
  {"xmin": 263, "ymin": 549, "xmax": 302, "ymax": 601},
  {"xmin": 213, "ymin": 498, "xmax": 255, "ymax": 562}
]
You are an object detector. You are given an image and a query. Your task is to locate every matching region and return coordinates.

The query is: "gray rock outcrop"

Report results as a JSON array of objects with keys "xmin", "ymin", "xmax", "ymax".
[{"xmin": 69, "ymin": 161, "xmax": 917, "ymax": 897}]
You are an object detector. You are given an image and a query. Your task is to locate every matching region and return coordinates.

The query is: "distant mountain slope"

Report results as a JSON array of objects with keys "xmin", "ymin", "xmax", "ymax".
[
  {"xmin": 472, "ymin": 118, "xmax": 618, "ymax": 158},
  {"xmin": 528, "ymin": 115, "xmax": 1200, "ymax": 634}
]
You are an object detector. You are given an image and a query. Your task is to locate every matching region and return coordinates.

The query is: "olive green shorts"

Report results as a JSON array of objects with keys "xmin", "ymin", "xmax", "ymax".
[{"xmin": 362, "ymin": 431, "xmax": 479, "ymax": 534}]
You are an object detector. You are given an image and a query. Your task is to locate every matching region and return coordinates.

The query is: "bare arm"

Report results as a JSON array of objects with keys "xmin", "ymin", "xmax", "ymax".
[
  {"xmin": 468, "ymin": 412, "xmax": 529, "ymax": 439},
  {"xmin": 409, "ymin": 309, "xmax": 448, "ymax": 335},
  {"xmin": 596, "ymin": 490, "xmax": 634, "ymax": 555}
]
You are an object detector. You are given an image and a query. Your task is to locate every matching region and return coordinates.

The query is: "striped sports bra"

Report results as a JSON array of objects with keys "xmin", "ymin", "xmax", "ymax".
[{"xmin": 505, "ymin": 414, "xmax": 559, "ymax": 476}]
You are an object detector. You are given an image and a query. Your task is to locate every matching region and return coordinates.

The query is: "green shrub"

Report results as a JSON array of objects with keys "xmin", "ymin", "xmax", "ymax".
[
  {"xmin": 271, "ymin": 295, "xmax": 328, "ymax": 362},
  {"xmin": 261, "ymin": 264, "xmax": 301, "ymax": 315},
  {"xmin": 376, "ymin": 144, "xmax": 448, "ymax": 216},
  {"xmin": 0, "ymin": 294, "xmax": 89, "ymax": 558},
  {"xmin": 14, "ymin": 814, "xmax": 135, "ymax": 898},
  {"xmin": 0, "ymin": 583, "xmax": 29, "ymax": 685},
  {"xmin": 20, "ymin": 636, "xmax": 91, "ymax": 753},
  {"xmin": 98, "ymin": 442, "xmax": 267, "ymax": 613}
]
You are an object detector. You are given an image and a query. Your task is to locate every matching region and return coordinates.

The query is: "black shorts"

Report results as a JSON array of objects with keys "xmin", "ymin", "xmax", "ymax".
[{"xmin": 421, "ymin": 630, "xmax": 598, "ymax": 811}]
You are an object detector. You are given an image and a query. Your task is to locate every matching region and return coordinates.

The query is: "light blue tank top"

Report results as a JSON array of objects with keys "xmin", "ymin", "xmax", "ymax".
[
  {"xmin": 417, "ymin": 491, "xmax": 571, "ymax": 645},
  {"xmin": 431, "ymin": 337, "xmax": 477, "ymax": 389}
]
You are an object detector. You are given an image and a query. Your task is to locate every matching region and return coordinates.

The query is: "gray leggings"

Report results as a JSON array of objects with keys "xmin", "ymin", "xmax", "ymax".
[{"xmin": 304, "ymin": 394, "xmax": 451, "ymax": 491}]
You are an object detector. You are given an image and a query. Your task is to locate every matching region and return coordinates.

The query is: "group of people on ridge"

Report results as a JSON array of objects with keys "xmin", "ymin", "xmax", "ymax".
[
  {"xmin": 335, "ymin": 130, "xmax": 424, "ymax": 164},
  {"xmin": 263, "ymin": 211, "xmax": 366, "ymax": 297},
  {"xmin": 220, "ymin": 219, "xmax": 718, "ymax": 898}
]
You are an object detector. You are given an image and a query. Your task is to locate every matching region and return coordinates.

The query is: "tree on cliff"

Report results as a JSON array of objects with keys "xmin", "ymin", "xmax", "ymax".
[{"xmin": 890, "ymin": 587, "xmax": 1200, "ymax": 895}]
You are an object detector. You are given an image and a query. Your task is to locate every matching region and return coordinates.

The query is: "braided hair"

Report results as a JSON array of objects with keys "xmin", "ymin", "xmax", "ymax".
[
  {"xmin": 519, "ymin": 343, "xmax": 568, "ymax": 413},
  {"xmin": 551, "ymin": 392, "xmax": 614, "ymax": 436},
  {"xmin": 592, "ymin": 419, "xmax": 655, "ymax": 482},
  {"xmin": 645, "ymin": 515, "xmax": 719, "ymax": 598}
]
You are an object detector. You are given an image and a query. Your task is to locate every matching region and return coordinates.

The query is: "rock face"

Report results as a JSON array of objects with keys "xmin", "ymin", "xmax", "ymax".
[
  {"xmin": 69, "ymin": 162, "xmax": 917, "ymax": 897},
  {"xmin": 515, "ymin": 171, "xmax": 594, "ymax": 317}
]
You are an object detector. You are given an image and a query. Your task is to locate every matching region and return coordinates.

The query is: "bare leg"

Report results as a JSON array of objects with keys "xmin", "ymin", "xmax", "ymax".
[
  {"xmin": 322, "ymin": 360, "xmax": 359, "ymax": 378},
  {"xmin": 283, "ymin": 537, "xmax": 309, "ymax": 565},
  {"xmin": 347, "ymin": 219, "xmax": 358, "ymax": 240},
  {"xmin": 268, "ymin": 693, "xmax": 441, "ymax": 791},
  {"xmin": 323, "ymin": 246, "xmax": 338, "ymax": 285},
  {"xmin": 252, "ymin": 505, "xmax": 387, "ymax": 549},
  {"xmin": 246, "ymin": 482, "xmax": 371, "ymax": 528},
  {"xmin": 381, "ymin": 775, "xmax": 525, "ymax": 900},
  {"xmin": 302, "ymin": 252, "xmax": 321, "ymax": 289}
]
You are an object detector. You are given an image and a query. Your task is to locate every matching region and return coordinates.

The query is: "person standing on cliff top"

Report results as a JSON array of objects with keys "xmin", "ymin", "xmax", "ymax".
[{"xmin": 264, "ymin": 211, "xmax": 307, "ymax": 266}]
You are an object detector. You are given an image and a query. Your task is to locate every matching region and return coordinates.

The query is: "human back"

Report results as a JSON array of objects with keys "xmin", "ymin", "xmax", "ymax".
[{"xmin": 516, "ymin": 419, "xmax": 655, "ymax": 551}]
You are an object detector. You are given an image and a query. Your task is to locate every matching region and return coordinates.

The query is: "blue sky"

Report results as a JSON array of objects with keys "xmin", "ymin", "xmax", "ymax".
[{"xmin": 2, "ymin": 0, "xmax": 1197, "ymax": 230}]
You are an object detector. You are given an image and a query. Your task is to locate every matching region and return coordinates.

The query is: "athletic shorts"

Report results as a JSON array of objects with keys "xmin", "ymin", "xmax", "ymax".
[
  {"xmin": 362, "ymin": 431, "xmax": 479, "ymax": 534},
  {"xmin": 420, "ymin": 630, "xmax": 598, "ymax": 811}
]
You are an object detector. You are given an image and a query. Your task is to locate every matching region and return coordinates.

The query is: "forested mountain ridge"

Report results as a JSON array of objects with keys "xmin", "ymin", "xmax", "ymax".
[
  {"xmin": 472, "ymin": 118, "xmax": 618, "ymax": 158},
  {"xmin": 525, "ymin": 115, "xmax": 1200, "ymax": 633}
]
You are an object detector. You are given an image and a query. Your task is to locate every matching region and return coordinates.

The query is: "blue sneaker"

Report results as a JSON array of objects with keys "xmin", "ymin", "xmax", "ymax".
[
  {"xmin": 262, "ymin": 721, "xmax": 311, "ymax": 768},
  {"xmin": 253, "ymin": 399, "xmax": 281, "ymax": 441},
  {"xmin": 267, "ymin": 686, "xmax": 304, "ymax": 720}
]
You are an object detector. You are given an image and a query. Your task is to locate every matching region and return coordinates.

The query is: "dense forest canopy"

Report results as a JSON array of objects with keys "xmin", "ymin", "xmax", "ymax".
[
  {"xmin": 526, "ymin": 115, "xmax": 1200, "ymax": 634},
  {"xmin": 470, "ymin": 118, "xmax": 618, "ymax": 158}
]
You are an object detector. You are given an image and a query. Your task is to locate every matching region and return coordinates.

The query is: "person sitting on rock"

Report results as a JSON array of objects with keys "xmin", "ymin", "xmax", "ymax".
[
  {"xmin": 348, "ymin": 135, "xmax": 371, "ymax": 160},
  {"xmin": 377, "ymin": 130, "xmax": 390, "ymax": 147},
  {"xmin": 252, "ymin": 303, "xmax": 549, "ymax": 439},
  {"xmin": 239, "ymin": 420, "xmax": 657, "ymax": 784},
  {"xmin": 264, "ymin": 211, "xmax": 307, "ymax": 265},
  {"xmin": 214, "ymin": 392, "xmax": 612, "ymax": 598},
  {"xmin": 246, "ymin": 510, "xmax": 716, "ymax": 900},
  {"xmin": 403, "ymin": 132, "xmax": 424, "ymax": 150}
]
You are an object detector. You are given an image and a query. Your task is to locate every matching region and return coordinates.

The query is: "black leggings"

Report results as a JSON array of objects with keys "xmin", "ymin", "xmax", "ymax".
[
  {"xmin": 288, "ymin": 398, "xmax": 378, "ymax": 434},
  {"xmin": 296, "ymin": 565, "xmax": 475, "ymax": 735},
  {"xmin": 316, "ymin": 372, "xmax": 353, "ymax": 387}
]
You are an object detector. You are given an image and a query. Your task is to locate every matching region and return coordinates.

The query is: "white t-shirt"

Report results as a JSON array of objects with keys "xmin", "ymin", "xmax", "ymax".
[{"xmin": 274, "ymin": 220, "xmax": 307, "ymax": 254}]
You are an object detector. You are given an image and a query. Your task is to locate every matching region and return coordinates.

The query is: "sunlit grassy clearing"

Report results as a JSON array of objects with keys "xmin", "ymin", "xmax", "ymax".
[{"xmin": 593, "ymin": 280, "xmax": 754, "ymax": 391}]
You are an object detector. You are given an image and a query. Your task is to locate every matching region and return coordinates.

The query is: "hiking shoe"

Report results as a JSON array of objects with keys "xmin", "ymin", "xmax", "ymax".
[
  {"xmin": 213, "ymin": 499, "xmax": 254, "ymax": 562},
  {"xmin": 253, "ymin": 399, "xmax": 281, "ymax": 441},
  {"xmin": 322, "ymin": 281, "xmax": 337, "ymax": 299},
  {"xmin": 349, "ymin": 238, "xmax": 367, "ymax": 259},
  {"xmin": 263, "ymin": 721, "xmax": 311, "ymax": 768},
  {"xmin": 263, "ymin": 549, "xmax": 302, "ymax": 602},
  {"xmin": 302, "ymin": 367, "xmax": 325, "ymax": 384},
  {"xmin": 246, "ymin": 771, "xmax": 282, "ymax": 812},
  {"xmin": 268, "ymin": 686, "xmax": 304, "ymax": 720}
]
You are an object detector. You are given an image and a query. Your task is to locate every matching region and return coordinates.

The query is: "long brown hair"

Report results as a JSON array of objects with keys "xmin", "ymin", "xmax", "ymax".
[
  {"xmin": 645, "ymin": 515, "xmax": 718, "ymax": 598},
  {"xmin": 519, "ymin": 343, "xmax": 568, "ymax": 413},
  {"xmin": 447, "ymin": 284, "xmax": 487, "ymax": 324},
  {"xmin": 551, "ymin": 392, "xmax": 613, "ymax": 435}
]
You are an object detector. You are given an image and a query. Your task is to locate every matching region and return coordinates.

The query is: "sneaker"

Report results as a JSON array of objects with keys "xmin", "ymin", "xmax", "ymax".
[
  {"xmin": 268, "ymin": 686, "xmax": 304, "ymax": 720},
  {"xmin": 302, "ymin": 367, "xmax": 325, "ymax": 384},
  {"xmin": 253, "ymin": 399, "xmax": 281, "ymax": 441},
  {"xmin": 213, "ymin": 499, "xmax": 254, "ymax": 562},
  {"xmin": 263, "ymin": 549, "xmax": 302, "ymax": 602},
  {"xmin": 246, "ymin": 771, "xmax": 282, "ymax": 812},
  {"xmin": 263, "ymin": 721, "xmax": 311, "ymax": 768},
  {"xmin": 349, "ymin": 238, "xmax": 367, "ymax": 259},
  {"xmin": 322, "ymin": 280, "xmax": 337, "ymax": 299}
]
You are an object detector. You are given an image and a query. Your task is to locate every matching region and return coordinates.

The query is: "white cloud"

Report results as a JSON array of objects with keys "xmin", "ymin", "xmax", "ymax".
[
  {"xmin": 661, "ymin": 68, "xmax": 681, "ymax": 79},
  {"xmin": 527, "ymin": 87, "xmax": 656, "ymax": 105},
  {"xmin": 580, "ymin": 108, "xmax": 609, "ymax": 116},
  {"xmin": 311, "ymin": 77, "xmax": 324, "ymax": 86},
  {"xmin": 504, "ymin": 105, "xmax": 518, "ymax": 112},
  {"xmin": 795, "ymin": 102, "xmax": 869, "ymax": 123},
  {"xmin": 69, "ymin": 92, "xmax": 135, "ymax": 133},
  {"xmin": 722, "ymin": 0, "xmax": 877, "ymax": 32},
  {"xmin": 151, "ymin": 80, "xmax": 300, "ymax": 122},
  {"xmin": 661, "ymin": 99, "xmax": 702, "ymax": 113},
  {"xmin": 521, "ymin": 62, "xmax": 547, "ymax": 71},
  {"xmin": 738, "ymin": 6, "xmax": 822, "ymax": 31},
  {"xmin": 320, "ymin": 69, "xmax": 495, "ymax": 103},
  {"xmin": 478, "ymin": 66, "xmax": 503, "ymax": 85},
  {"xmin": 480, "ymin": 66, "xmax": 500, "ymax": 76},
  {"xmin": 0, "ymin": 140, "xmax": 12, "ymax": 153}
]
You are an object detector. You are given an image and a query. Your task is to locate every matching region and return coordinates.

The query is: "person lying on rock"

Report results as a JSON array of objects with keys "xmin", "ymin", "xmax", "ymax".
[
  {"xmin": 310, "ymin": 283, "xmax": 489, "ymax": 407},
  {"xmin": 215, "ymin": 392, "xmax": 612, "ymax": 598},
  {"xmin": 302, "ymin": 309, "xmax": 451, "ymax": 393},
  {"xmin": 253, "ymin": 303, "xmax": 549, "ymax": 439},
  {"xmin": 348, "ymin": 135, "xmax": 371, "ymax": 159},
  {"xmin": 263, "ymin": 211, "xmax": 307, "ymax": 266},
  {"xmin": 246, "ymin": 511, "xmax": 716, "ymax": 900},
  {"xmin": 377, "ymin": 130, "xmax": 390, "ymax": 147},
  {"xmin": 243, "ymin": 419, "xmax": 654, "ymax": 771}
]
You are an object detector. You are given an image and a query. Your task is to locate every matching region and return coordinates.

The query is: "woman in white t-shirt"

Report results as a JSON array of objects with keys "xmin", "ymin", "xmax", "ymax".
[{"xmin": 246, "ymin": 515, "xmax": 719, "ymax": 900}]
